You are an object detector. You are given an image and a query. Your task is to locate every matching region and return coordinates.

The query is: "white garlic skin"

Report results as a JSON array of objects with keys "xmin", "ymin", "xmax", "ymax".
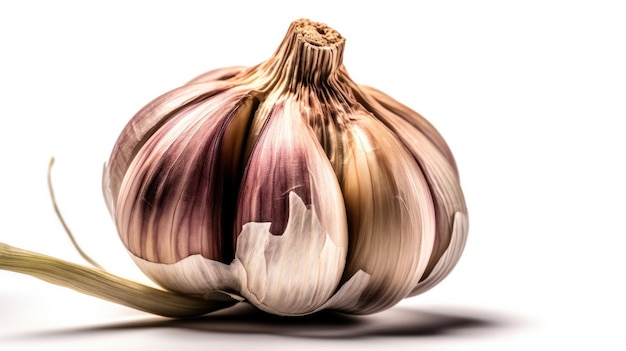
[{"xmin": 103, "ymin": 19, "xmax": 468, "ymax": 316}]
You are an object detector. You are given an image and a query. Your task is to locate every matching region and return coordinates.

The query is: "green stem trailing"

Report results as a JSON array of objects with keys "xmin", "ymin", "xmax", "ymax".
[{"xmin": 0, "ymin": 242, "xmax": 239, "ymax": 318}]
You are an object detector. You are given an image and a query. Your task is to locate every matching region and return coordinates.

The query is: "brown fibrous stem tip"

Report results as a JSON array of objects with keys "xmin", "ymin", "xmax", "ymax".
[{"xmin": 293, "ymin": 18, "xmax": 344, "ymax": 47}]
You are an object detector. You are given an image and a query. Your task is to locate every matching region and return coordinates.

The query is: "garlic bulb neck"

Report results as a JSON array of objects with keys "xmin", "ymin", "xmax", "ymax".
[{"xmin": 257, "ymin": 19, "xmax": 346, "ymax": 92}]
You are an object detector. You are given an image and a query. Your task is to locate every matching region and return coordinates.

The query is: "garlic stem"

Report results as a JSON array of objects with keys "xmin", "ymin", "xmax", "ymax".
[
  {"xmin": 0, "ymin": 242, "xmax": 239, "ymax": 318},
  {"xmin": 252, "ymin": 19, "xmax": 346, "ymax": 92}
]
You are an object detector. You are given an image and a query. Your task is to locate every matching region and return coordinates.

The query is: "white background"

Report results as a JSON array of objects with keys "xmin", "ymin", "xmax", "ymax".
[{"xmin": 1, "ymin": 0, "xmax": 625, "ymax": 350}]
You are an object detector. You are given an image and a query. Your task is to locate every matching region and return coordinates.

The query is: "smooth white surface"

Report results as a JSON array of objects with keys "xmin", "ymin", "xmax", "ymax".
[{"xmin": 1, "ymin": 0, "xmax": 624, "ymax": 350}]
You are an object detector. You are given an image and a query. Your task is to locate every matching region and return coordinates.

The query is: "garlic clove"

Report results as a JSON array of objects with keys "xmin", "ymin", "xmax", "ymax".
[
  {"xmin": 103, "ymin": 80, "xmax": 238, "ymax": 213},
  {"xmin": 393, "ymin": 123, "xmax": 467, "ymax": 285},
  {"xmin": 352, "ymin": 86, "xmax": 469, "ymax": 289},
  {"xmin": 333, "ymin": 108, "xmax": 437, "ymax": 314},
  {"xmin": 115, "ymin": 89, "xmax": 256, "ymax": 265},
  {"xmin": 234, "ymin": 98, "xmax": 349, "ymax": 315}
]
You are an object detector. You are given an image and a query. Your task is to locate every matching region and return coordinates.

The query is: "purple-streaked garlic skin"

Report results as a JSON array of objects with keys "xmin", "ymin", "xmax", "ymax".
[
  {"xmin": 103, "ymin": 19, "xmax": 468, "ymax": 316},
  {"xmin": 115, "ymin": 89, "xmax": 254, "ymax": 264}
]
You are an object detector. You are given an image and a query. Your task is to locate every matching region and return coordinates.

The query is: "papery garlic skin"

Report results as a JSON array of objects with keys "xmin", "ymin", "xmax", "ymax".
[
  {"xmin": 103, "ymin": 19, "xmax": 468, "ymax": 316},
  {"xmin": 134, "ymin": 192, "xmax": 349, "ymax": 316}
]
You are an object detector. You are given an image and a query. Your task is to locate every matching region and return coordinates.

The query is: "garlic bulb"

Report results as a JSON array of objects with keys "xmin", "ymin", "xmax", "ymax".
[
  {"xmin": 0, "ymin": 19, "xmax": 467, "ymax": 318},
  {"xmin": 103, "ymin": 18, "xmax": 468, "ymax": 316}
]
